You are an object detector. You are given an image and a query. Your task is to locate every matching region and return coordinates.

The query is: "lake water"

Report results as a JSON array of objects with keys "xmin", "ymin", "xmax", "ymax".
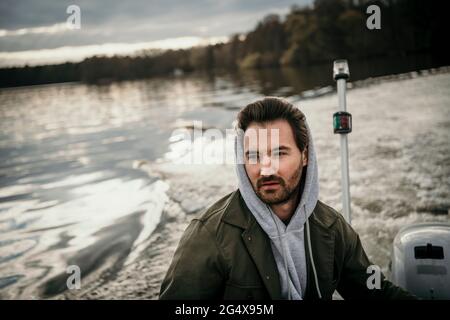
[{"xmin": 0, "ymin": 57, "xmax": 449, "ymax": 299}]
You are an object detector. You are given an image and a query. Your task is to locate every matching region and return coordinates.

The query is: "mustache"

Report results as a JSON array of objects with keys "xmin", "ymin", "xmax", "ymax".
[{"xmin": 256, "ymin": 175, "xmax": 285, "ymax": 188}]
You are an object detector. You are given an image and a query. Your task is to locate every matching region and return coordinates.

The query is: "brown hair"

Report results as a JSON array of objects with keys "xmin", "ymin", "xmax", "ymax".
[{"xmin": 236, "ymin": 97, "xmax": 308, "ymax": 151}]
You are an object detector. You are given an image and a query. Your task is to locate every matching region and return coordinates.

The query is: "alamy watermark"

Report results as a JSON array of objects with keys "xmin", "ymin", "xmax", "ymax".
[
  {"xmin": 168, "ymin": 121, "xmax": 280, "ymax": 170},
  {"xmin": 66, "ymin": 264, "xmax": 81, "ymax": 290},
  {"xmin": 366, "ymin": 264, "xmax": 381, "ymax": 290},
  {"xmin": 366, "ymin": 5, "xmax": 381, "ymax": 30},
  {"xmin": 66, "ymin": 5, "xmax": 81, "ymax": 29}
]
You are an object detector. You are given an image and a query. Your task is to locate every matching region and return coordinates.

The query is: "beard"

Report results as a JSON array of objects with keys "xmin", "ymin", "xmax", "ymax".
[{"xmin": 254, "ymin": 166, "xmax": 304, "ymax": 205}]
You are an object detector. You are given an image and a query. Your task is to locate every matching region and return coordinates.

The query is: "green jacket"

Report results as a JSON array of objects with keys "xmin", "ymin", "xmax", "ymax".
[{"xmin": 159, "ymin": 190, "xmax": 415, "ymax": 300}]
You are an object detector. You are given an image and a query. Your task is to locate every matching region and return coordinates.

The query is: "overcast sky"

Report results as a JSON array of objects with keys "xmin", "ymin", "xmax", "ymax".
[{"xmin": 0, "ymin": 0, "xmax": 312, "ymax": 67}]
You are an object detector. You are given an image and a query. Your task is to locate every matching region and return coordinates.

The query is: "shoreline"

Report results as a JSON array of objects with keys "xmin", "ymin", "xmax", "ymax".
[{"xmin": 296, "ymin": 65, "xmax": 450, "ymax": 101}]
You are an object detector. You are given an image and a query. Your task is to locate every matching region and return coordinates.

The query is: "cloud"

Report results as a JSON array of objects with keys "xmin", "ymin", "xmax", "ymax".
[
  {"xmin": 0, "ymin": 23, "xmax": 69, "ymax": 37},
  {"xmin": 0, "ymin": 36, "xmax": 229, "ymax": 67},
  {"xmin": 0, "ymin": 0, "xmax": 312, "ymax": 66}
]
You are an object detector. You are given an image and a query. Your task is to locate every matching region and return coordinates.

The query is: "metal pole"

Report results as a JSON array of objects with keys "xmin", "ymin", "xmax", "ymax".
[{"xmin": 337, "ymin": 78, "xmax": 351, "ymax": 224}]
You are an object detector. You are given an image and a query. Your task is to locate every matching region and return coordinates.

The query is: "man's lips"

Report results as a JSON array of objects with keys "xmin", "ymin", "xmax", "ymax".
[
  {"xmin": 261, "ymin": 181, "xmax": 279, "ymax": 186},
  {"xmin": 259, "ymin": 181, "xmax": 280, "ymax": 189},
  {"xmin": 257, "ymin": 176, "xmax": 284, "ymax": 190}
]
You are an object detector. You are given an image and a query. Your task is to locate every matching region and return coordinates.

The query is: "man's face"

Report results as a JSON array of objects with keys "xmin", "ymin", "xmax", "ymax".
[{"xmin": 243, "ymin": 119, "xmax": 308, "ymax": 205}]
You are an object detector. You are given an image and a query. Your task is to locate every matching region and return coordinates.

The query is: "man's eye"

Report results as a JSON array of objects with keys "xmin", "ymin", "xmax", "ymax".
[
  {"xmin": 273, "ymin": 151, "xmax": 286, "ymax": 158},
  {"xmin": 248, "ymin": 153, "xmax": 259, "ymax": 162}
]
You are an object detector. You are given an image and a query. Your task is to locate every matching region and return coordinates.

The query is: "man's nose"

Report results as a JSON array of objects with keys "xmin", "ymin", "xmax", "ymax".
[{"xmin": 260, "ymin": 155, "xmax": 277, "ymax": 176}]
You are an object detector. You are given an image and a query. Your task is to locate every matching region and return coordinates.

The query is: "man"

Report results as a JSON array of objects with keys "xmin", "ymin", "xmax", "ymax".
[{"xmin": 159, "ymin": 97, "xmax": 415, "ymax": 300}]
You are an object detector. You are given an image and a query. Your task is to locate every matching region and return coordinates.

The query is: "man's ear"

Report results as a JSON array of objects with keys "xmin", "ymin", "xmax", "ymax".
[{"xmin": 302, "ymin": 146, "xmax": 308, "ymax": 167}]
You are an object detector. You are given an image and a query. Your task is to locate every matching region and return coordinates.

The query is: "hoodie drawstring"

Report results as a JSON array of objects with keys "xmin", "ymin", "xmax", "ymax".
[{"xmin": 306, "ymin": 217, "xmax": 322, "ymax": 299}]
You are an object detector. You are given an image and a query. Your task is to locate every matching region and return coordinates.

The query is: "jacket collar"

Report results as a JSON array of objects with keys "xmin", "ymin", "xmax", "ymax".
[
  {"xmin": 221, "ymin": 190, "xmax": 338, "ymax": 230},
  {"xmin": 220, "ymin": 190, "xmax": 251, "ymax": 229}
]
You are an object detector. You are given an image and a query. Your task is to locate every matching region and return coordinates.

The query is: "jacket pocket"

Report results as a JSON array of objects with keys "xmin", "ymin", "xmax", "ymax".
[{"xmin": 223, "ymin": 282, "xmax": 268, "ymax": 300}]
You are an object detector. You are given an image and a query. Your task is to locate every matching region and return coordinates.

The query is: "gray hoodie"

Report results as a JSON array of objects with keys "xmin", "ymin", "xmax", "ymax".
[{"xmin": 234, "ymin": 119, "xmax": 320, "ymax": 300}]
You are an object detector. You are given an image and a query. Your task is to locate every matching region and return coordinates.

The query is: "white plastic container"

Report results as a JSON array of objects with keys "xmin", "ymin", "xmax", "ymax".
[{"xmin": 391, "ymin": 223, "xmax": 450, "ymax": 299}]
